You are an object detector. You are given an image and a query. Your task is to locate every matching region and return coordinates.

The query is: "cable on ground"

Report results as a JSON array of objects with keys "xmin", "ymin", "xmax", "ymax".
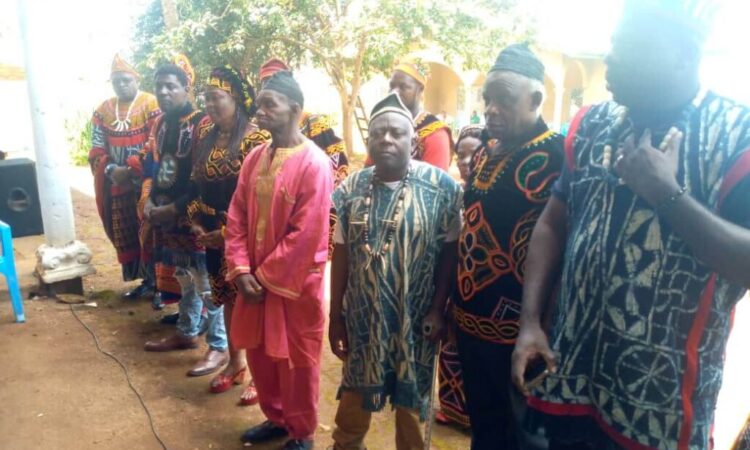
[{"xmin": 69, "ymin": 304, "xmax": 169, "ymax": 450}]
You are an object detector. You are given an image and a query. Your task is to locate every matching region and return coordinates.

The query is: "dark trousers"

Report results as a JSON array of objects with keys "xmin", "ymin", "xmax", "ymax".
[
  {"xmin": 545, "ymin": 423, "xmax": 620, "ymax": 450},
  {"xmin": 456, "ymin": 329, "xmax": 522, "ymax": 450}
]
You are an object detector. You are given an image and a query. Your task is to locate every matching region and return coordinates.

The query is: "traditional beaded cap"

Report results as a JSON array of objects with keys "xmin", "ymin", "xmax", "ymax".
[
  {"xmin": 207, "ymin": 65, "xmax": 257, "ymax": 116},
  {"xmin": 393, "ymin": 57, "xmax": 430, "ymax": 87},
  {"xmin": 111, "ymin": 53, "xmax": 139, "ymax": 79},
  {"xmin": 171, "ymin": 53, "xmax": 195, "ymax": 87}
]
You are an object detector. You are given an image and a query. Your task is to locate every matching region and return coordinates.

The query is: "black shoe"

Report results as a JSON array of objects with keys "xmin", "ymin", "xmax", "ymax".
[
  {"xmin": 240, "ymin": 420, "xmax": 289, "ymax": 443},
  {"xmin": 283, "ymin": 439, "xmax": 314, "ymax": 450},
  {"xmin": 160, "ymin": 312, "xmax": 179, "ymax": 325},
  {"xmin": 122, "ymin": 283, "xmax": 154, "ymax": 300}
]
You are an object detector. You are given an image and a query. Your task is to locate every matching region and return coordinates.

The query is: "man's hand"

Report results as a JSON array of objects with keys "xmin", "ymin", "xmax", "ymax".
[
  {"xmin": 511, "ymin": 322, "xmax": 557, "ymax": 396},
  {"xmin": 329, "ymin": 318, "xmax": 349, "ymax": 361},
  {"xmin": 190, "ymin": 224, "xmax": 206, "ymax": 237},
  {"xmin": 235, "ymin": 274, "xmax": 264, "ymax": 304},
  {"xmin": 143, "ymin": 198, "xmax": 155, "ymax": 222},
  {"xmin": 422, "ymin": 308, "xmax": 446, "ymax": 343},
  {"xmin": 149, "ymin": 203, "xmax": 178, "ymax": 226},
  {"xmin": 614, "ymin": 128, "xmax": 684, "ymax": 207},
  {"xmin": 197, "ymin": 230, "xmax": 224, "ymax": 249},
  {"xmin": 110, "ymin": 166, "xmax": 131, "ymax": 186}
]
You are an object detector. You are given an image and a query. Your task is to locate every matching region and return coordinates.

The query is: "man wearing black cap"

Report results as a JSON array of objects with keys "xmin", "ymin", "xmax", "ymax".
[
  {"xmin": 224, "ymin": 71, "xmax": 334, "ymax": 450},
  {"xmin": 328, "ymin": 92, "xmax": 462, "ymax": 450},
  {"xmin": 453, "ymin": 43, "xmax": 563, "ymax": 450}
]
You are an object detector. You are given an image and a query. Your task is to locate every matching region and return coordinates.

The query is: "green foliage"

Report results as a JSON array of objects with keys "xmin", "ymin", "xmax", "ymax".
[
  {"xmin": 132, "ymin": 0, "xmax": 536, "ymax": 150},
  {"xmin": 134, "ymin": 0, "xmax": 534, "ymax": 86},
  {"xmin": 132, "ymin": 0, "xmax": 166, "ymax": 86},
  {"xmin": 66, "ymin": 114, "xmax": 93, "ymax": 167}
]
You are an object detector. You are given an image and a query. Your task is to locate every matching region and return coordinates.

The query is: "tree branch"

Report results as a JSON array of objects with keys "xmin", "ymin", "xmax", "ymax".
[
  {"xmin": 277, "ymin": 35, "xmax": 347, "ymax": 90},
  {"xmin": 219, "ymin": 0, "xmax": 233, "ymax": 20}
]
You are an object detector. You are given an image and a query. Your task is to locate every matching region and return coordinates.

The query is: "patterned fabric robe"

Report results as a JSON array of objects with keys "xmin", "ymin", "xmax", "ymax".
[
  {"xmin": 186, "ymin": 122, "xmax": 270, "ymax": 305},
  {"xmin": 89, "ymin": 92, "xmax": 160, "ymax": 280},
  {"xmin": 528, "ymin": 91, "xmax": 750, "ymax": 450},
  {"xmin": 734, "ymin": 415, "xmax": 750, "ymax": 450},
  {"xmin": 139, "ymin": 105, "xmax": 208, "ymax": 299},
  {"xmin": 299, "ymin": 111, "xmax": 349, "ymax": 258},
  {"xmin": 414, "ymin": 112, "xmax": 453, "ymax": 171},
  {"xmin": 332, "ymin": 161, "xmax": 462, "ymax": 419},
  {"xmin": 455, "ymin": 121, "xmax": 563, "ymax": 344}
]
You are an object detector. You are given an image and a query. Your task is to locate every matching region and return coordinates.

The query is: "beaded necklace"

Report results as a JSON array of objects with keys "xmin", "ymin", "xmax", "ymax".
[
  {"xmin": 112, "ymin": 91, "xmax": 141, "ymax": 132},
  {"xmin": 359, "ymin": 166, "xmax": 411, "ymax": 266}
]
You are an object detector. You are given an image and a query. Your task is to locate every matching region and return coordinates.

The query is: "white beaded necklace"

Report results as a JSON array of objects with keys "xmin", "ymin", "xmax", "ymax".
[{"xmin": 112, "ymin": 91, "xmax": 141, "ymax": 132}]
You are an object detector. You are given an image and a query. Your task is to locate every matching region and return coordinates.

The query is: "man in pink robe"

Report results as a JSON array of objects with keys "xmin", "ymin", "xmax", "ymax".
[{"xmin": 224, "ymin": 71, "xmax": 333, "ymax": 450}]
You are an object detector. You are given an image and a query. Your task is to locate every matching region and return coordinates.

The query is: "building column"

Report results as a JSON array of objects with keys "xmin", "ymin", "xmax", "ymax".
[
  {"xmin": 463, "ymin": 79, "xmax": 474, "ymax": 128},
  {"xmin": 18, "ymin": 0, "xmax": 94, "ymax": 291},
  {"xmin": 552, "ymin": 76, "xmax": 565, "ymax": 132}
]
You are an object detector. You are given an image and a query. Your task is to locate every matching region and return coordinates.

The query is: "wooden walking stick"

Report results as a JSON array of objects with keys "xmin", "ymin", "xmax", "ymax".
[{"xmin": 423, "ymin": 321, "xmax": 441, "ymax": 450}]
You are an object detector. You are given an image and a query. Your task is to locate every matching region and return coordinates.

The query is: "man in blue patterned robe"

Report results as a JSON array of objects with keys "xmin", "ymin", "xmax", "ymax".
[
  {"xmin": 328, "ymin": 92, "xmax": 462, "ymax": 450},
  {"xmin": 512, "ymin": 3, "xmax": 750, "ymax": 449}
]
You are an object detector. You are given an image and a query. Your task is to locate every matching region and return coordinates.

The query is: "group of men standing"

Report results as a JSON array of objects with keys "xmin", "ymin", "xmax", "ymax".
[{"xmin": 88, "ymin": 1, "xmax": 750, "ymax": 449}]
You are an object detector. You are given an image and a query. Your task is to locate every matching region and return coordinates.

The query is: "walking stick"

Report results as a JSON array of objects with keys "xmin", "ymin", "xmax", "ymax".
[{"xmin": 423, "ymin": 321, "xmax": 441, "ymax": 450}]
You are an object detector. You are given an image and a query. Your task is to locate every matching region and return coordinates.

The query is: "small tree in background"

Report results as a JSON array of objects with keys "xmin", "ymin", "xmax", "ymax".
[{"xmin": 134, "ymin": 0, "xmax": 535, "ymax": 154}]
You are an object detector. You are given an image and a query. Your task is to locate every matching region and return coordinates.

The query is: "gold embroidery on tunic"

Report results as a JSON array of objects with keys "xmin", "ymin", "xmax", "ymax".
[{"xmin": 254, "ymin": 142, "xmax": 307, "ymax": 244}]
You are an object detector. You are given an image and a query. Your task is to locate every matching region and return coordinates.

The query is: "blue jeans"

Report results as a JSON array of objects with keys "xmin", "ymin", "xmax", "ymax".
[{"xmin": 174, "ymin": 265, "xmax": 227, "ymax": 351}]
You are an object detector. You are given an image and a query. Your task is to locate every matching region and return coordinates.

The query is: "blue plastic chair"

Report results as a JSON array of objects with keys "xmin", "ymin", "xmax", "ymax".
[{"xmin": 0, "ymin": 220, "xmax": 25, "ymax": 322}]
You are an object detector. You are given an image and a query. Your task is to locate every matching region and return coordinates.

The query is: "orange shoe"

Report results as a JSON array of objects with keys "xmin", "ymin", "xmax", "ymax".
[
  {"xmin": 210, "ymin": 366, "xmax": 249, "ymax": 394},
  {"xmin": 239, "ymin": 381, "xmax": 259, "ymax": 406}
]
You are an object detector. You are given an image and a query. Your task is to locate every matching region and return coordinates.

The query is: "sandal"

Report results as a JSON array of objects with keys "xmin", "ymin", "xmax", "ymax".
[
  {"xmin": 239, "ymin": 381, "xmax": 259, "ymax": 406},
  {"xmin": 210, "ymin": 366, "xmax": 249, "ymax": 394}
]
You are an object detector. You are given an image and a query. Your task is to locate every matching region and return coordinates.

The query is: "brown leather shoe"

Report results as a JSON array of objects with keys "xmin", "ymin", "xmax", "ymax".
[
  {"xmin": 144, "ymin": 334, "xmax": 199, "ymax": 352},
  {"xmin": 187, "ymin": 349, "xmax": 229, "ymax": 377}
]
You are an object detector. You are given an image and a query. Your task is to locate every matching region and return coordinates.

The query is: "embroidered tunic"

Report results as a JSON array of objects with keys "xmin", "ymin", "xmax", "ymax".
[
  {"xmin": 455, "ymin": 121, "xmax": 564, "ymax": 344},
  {"xmin": 413, "ymin": 112, "xmax": 453, "ymax": 171},
  {"xmin": 224, "ymin": 140, "xmax": 333, "ymax": 368},
  {"xmin": 89, "ymin": 92, "xmax": 160, "ymax": 280},
  {"xmin": 187, "ymin": 122, "xmax": 270, "ymax": 304},
  {"xmin": 140, "ymin": 106, "xmax": 208, "ymax": 296}
]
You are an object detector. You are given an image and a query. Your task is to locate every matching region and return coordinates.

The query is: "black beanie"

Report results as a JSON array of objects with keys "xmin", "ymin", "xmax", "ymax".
[
  {"xmin": 489, "ymin": 43, "xmax": 545, "ymax": 83},
  {"xmin": 263, "ymin": 70, "xmax": 304, "ymax": 108}
]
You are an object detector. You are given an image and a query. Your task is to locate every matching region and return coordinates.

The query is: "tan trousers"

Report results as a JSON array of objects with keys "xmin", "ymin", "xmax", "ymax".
[{"xmin": 332, "ymin": 391, "xmax": 425, "ymax": 450}]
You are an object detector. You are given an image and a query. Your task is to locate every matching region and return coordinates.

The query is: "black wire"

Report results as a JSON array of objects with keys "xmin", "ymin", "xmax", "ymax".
[{"xmin": 69, "ymin": 304, "xmax": 169, "ymax": 450}]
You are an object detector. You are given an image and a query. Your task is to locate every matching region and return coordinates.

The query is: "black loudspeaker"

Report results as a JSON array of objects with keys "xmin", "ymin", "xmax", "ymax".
[{"xmin": 0, "ymin": 158, "xmax": 44, "ymax": 237}]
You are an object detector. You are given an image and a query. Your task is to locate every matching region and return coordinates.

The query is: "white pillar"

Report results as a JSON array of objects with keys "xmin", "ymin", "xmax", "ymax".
[{"xmin": 18, "ymin": 0, "xmax": 94, "ymax": 284}]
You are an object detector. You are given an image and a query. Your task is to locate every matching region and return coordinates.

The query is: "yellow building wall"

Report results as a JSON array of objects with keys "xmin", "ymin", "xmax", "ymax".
[{"xmin": 424, "ymin": 63, "xmax": 462, "ymax": 118}]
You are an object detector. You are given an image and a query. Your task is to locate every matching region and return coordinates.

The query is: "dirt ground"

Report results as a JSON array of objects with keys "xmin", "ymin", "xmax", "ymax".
[
  {"xmin": 0, "ymin": 188, "xmax": 471, "ymax": 450},
  {"xmin": 3, "ymin": 174, "xmax": 749, "ymax": 450}
]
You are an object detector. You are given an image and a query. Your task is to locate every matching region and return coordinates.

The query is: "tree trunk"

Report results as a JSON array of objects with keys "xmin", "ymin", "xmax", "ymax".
[
  {"xmin": 341, "ymin": 97, "xmax": 355, "ymax": 157},
  {"xmin": 161, "ymin": 0, "xmax": 179, "ymax": 30}
]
